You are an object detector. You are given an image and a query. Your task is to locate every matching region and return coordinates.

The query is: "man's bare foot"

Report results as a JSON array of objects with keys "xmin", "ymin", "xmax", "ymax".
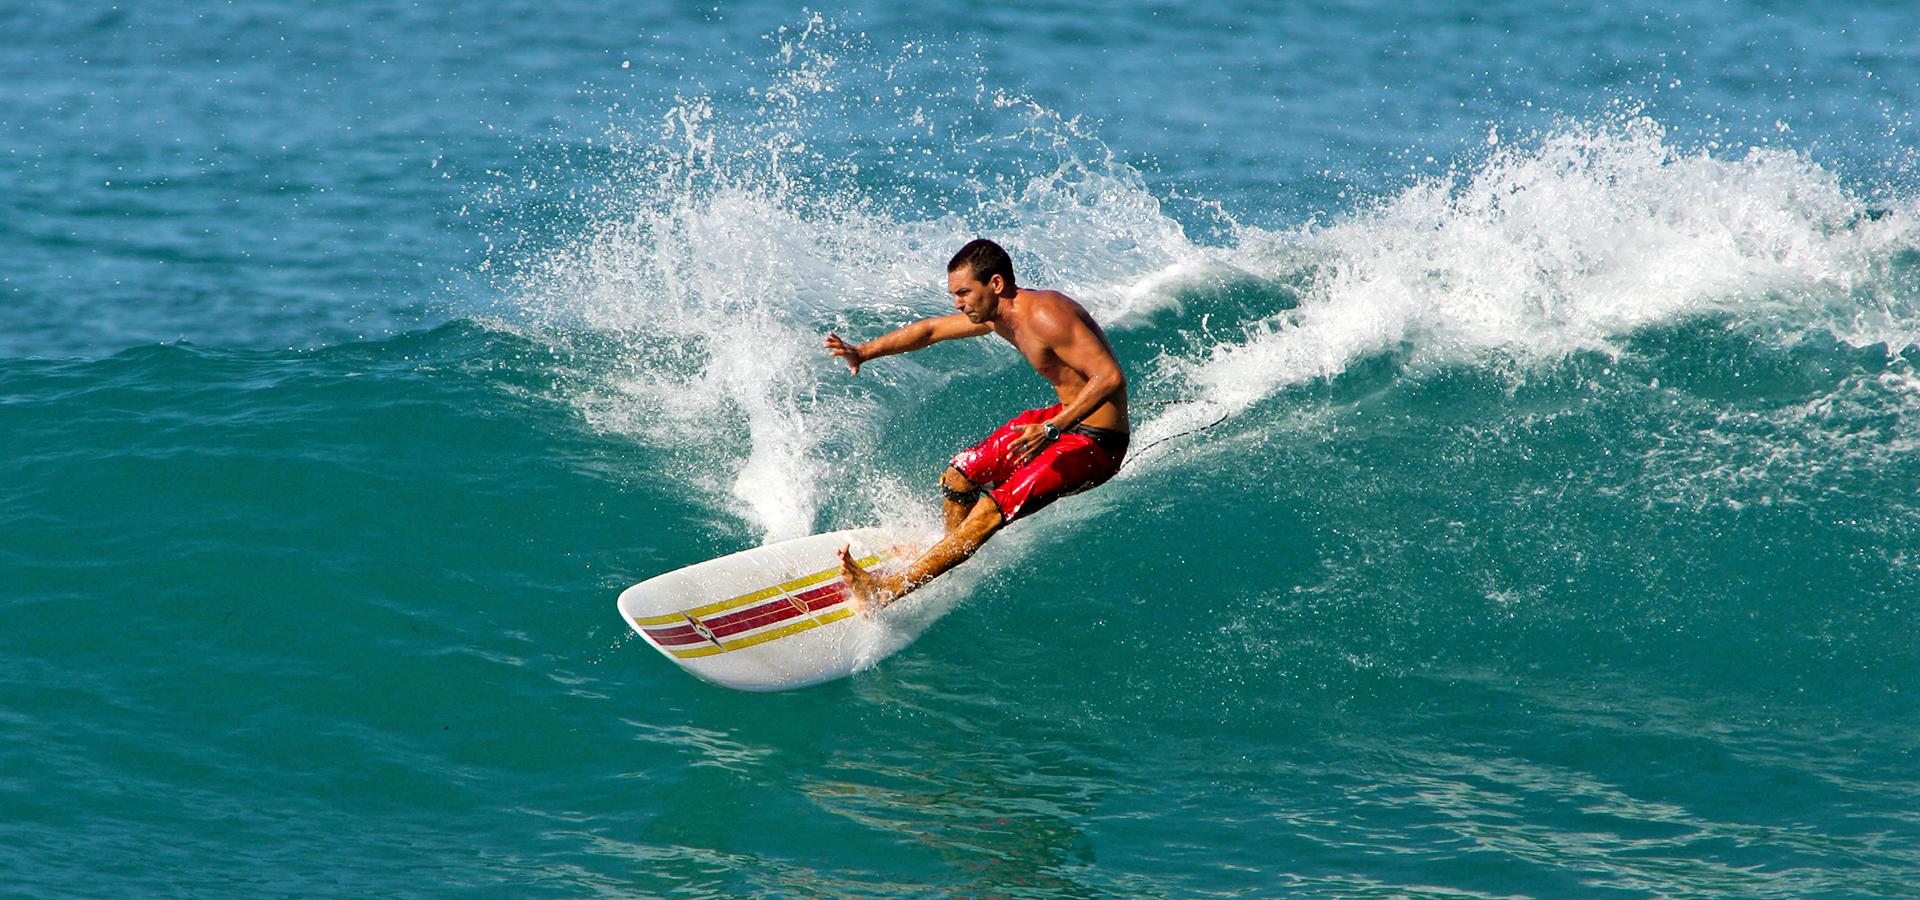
[{"xmin": 837, "ymin": 544, "xmax": 899, "ymax": 614}]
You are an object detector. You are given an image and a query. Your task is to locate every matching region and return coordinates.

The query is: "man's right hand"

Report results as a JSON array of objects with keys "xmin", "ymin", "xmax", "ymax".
[{"xmin": 824, "ymin": 332, "xmax": 865, "ymax": 375}]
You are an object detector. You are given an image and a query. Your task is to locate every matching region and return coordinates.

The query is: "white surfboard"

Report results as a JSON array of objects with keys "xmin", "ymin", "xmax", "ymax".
[{"xmin": 616, "ymin": 528, "xmax": 921, "ymax": 691}]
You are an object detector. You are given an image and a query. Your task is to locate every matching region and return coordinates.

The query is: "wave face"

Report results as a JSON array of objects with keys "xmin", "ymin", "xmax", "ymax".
[{"xmin": 4, "ymin": 2, "xmax": 1919, "ymax": 896}]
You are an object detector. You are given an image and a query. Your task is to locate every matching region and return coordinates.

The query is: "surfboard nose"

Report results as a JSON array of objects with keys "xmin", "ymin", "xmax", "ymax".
[{"xmin": 617, "ymin": 527, "xmax": 921, "ymax": 691}]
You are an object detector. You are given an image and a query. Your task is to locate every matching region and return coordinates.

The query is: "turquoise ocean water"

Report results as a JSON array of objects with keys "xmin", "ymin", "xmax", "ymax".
[{"xmin": 5, "ymin": 2, "xmax": 1919, "ymax": 895}]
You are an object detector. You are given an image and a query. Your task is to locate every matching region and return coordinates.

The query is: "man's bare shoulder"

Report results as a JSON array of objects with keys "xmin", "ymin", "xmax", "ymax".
[
  {"xmin": 1019, "ymin": 288, "xmax": 1081, "ymax": 309},
  {"xmin": 1017, "ymin": 289, "xmax": 1097, "ymax": 335}
]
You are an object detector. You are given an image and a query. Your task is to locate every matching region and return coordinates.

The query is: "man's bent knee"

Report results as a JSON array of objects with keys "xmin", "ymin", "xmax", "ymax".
[{"xmin": 940, "ymin": 467, "xmax": 979, "ymax": 502}]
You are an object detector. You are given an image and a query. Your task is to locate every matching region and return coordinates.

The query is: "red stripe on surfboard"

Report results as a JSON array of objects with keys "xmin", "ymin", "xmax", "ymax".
[
  {"xmin": 641, "ymin": 587, "xmax": 836, "ymax": 645},
  {"xmin": 702, "ymin": 583, "xmax": 849, "ymax": 639},
  {"xmin": 641, "ymin": 624, "xmax": 706, "ymax": 647},
  {"xmin": 793, "ymin": 579, "xmax": 853, "ymax": 607},
  {"xmin": 640, "ymin": 585, "xmax": 850, "ymax": 646},
  {"xmin": 638, "ymin": 567, "xmax": 882, "ymax": 648},
  {"xmin": 702, "ymin": 580, "xmax": 849, "ymax": 631},
  {"xmin": 641, "ymin": 587, "xmax": 821, "ymax": 640}
]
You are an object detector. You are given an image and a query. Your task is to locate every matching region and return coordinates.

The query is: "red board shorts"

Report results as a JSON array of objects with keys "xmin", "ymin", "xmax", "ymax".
[{"xmin": 950, "ymin": 404, "xmax": 1129, "ymax": 523}]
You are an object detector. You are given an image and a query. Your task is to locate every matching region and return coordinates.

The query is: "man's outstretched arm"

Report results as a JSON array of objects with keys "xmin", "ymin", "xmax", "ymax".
[{"xmin": 825, "ymin": 313, "xmax": 991, "ymax": 375}]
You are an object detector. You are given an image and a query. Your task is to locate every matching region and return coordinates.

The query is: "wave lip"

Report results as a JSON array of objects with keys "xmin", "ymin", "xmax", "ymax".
[
  {"xmin": 494, "ymin": 20, "xmax": 1918, "ymax": 543},
  {"xmin": 497, "ymin": 31, "xmax": 1217, "ymax": 541},
  {"xmin": 1152, "ymin": 117, "xmax": 1918, "ymax": 446}
]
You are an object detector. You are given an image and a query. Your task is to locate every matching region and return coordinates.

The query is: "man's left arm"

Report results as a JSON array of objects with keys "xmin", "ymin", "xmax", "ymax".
[
  {"xmin": 1009, "ymin": 307, "xmax": 1126, "ymax": 461},
  {"xmin": 1043, "ymin": 319, "xmax": 1126, "ymax": 432}
]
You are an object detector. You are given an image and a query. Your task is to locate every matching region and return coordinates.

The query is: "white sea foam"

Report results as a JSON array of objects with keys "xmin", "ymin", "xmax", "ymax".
[
  {"xmin": 1135, "ymin": 117, "xmax": 1919, "ymax": 455},
  {"xmin": 506, "ymin": 25, "xmax": 1209, "ymax": 542},
  {"xmin": 506, "ymin": 20, "xmax": 1916, "ymax": 543}
]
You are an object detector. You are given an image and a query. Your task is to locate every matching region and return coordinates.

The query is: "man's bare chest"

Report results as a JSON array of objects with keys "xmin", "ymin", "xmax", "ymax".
[{"xmin": 996, "ymin": 327, "xmax": 1067, "ymax": 379}]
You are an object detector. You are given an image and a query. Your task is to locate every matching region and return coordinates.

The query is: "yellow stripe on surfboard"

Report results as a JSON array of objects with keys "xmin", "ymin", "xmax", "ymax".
[
  {"xmin": 628, "ymin": 555, "xmax": 883, "ymax": 627},
  {"xmin": 665, "ymin": 607, "xmax": 858, "ymax": 659}
]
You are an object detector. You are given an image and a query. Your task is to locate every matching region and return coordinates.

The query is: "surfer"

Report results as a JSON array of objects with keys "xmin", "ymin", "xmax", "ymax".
[{"xmin": 825, "ymin": 239, "xmax": 1130, "ymax": 611}]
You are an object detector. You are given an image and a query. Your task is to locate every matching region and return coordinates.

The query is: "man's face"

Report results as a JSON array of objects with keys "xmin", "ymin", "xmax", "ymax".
[{"xmin": 949, "ymin": 269, "xmax": 1001, "ymax": 323}]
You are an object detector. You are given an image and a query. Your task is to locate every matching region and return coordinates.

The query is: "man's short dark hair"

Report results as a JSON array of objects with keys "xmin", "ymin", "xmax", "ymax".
[{"xmin": 947, "ymin": 238, "xmax": 1016, "ymax": 290}]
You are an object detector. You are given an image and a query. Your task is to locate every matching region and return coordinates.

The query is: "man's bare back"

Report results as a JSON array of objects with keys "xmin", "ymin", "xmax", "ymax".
[{"xmin": 822, "ymin": 239, "xmax": 1130, "ymax": 612}]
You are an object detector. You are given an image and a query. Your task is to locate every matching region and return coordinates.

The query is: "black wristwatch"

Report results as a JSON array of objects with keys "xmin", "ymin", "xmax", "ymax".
[{"xmin": 1043, "ymin": 422, "xmax": 1061, "ymax": 442}]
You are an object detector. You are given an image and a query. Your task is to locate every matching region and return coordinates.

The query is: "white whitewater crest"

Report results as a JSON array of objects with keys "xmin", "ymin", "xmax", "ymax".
[
  {"xmin": 1130, "ymin": 116, "xmax": 1920, "ymax": 459},
  {"xmin": 500, "ymin": 16, "xmax": 1917, "ymax": 549},
  {"xmin": 504, "ymin": 19, "xmax": 1211, "ymax": 543}
]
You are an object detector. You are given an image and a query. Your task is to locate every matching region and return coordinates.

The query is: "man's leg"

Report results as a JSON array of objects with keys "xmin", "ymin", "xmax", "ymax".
[
  {"xmin": 840, "ymin": 495, "xmax": 1003, "ymax": 611},
  {"xmin": 939, "ymin": 467, "xmax": 980, "ymax": 534}
]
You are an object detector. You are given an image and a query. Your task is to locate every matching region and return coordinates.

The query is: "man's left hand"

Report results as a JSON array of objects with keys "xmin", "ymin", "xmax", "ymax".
[{"xmin": 1010, "ymin": 423, "xmax": 1056, "ymax": 463}]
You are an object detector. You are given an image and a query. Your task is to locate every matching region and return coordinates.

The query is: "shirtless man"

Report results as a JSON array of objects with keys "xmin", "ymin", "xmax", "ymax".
[{"xmin": 824, "ymin": 239, "xmax": 1130, "ymax": 611}]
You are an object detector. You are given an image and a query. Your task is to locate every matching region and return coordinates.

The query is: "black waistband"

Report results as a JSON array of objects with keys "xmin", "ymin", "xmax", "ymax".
[{"xmin": 1067, "ymin": 423, "xmax": 1130, "ymax": 454}]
